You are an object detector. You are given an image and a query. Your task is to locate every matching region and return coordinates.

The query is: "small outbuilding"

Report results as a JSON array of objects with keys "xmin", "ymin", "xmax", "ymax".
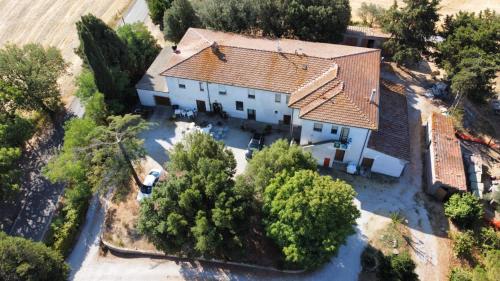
[
  {"xmin": 424, "ymin": 113, "xmax": 467, "ymax": 200},
  {"xmin": 342, "ymin": 26, "xmax": 390, "ymax": 50}
]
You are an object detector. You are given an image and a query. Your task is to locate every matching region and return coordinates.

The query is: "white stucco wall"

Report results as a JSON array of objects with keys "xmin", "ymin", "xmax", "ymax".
[
  {"xmin": 299, "ymin": 119, "xmax": 370, "ymax": 164},
  {"xmin": 362, "ymin": 147, "xmax": 408, "ymax": 177},
  {"xmin": 166, "ymin": 77, "xmax": 293, "ymax": 124},
  {"xmin": 137, "ymin": 89, "xmax": 169, "ymax": 106}
]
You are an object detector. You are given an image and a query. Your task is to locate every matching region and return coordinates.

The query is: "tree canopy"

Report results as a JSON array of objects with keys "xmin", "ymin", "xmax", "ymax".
[
  {"xmin": 0, "ymin": 44, "xmax": 67, "ymax": 115},
  {"xmin": 146, "ymin": 0, "xmax": 173, "ymax": 28},
  {"xmin": 76, "ymin": 14, "xmax": 130, "ymax": 108},
  {"xmin": 263, "ymin": 169, "xmax": 359, "ymax": 269},
  {"xmin": 383, "ymin": 0, "xmax": 439, "ymax": 65},
  {"xmin": 138, "ymin": 132, "xmax": 252, "ymax": 257},
  {"xmin": 357, "ymin": 2, "xmax": 387, "ymax": 27},
  {"xmin": 0, "ymin": 232, "xmax": 69, "ymax": 281},
  {"xmin": 238, "ymin": 139, "xmax": 317, "ymax": 196},
  {"xmin": 117, "ymin": 22, "xmax": 161, "ymax": 83},
  {"xmin": 163, "ymin": 0, "xmax": 200, "ymax": 43},
  {"xmin": 435, "ymin": 10, "xmax": 499, "ymax": 102}
]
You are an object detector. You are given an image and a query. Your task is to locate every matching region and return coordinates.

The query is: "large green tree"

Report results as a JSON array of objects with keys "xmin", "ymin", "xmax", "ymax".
[
  {"xmin": 0, "ymin": 232, "xmax": 69, "ymax": 281},
  {"xmin": 357, "ymin": 2, "xmax": 387, "ymax": 27},
  {"xmin": 279, "ymin": 0, "xmax": 351, "ymax": 43},
  {"xmin": 0, "ymin": 44, "xmax": 67, "ymax": 115},
  {"xmin": 117, "ymin": 22, "xmax": 161, "ymax": 83},
  {"xmin": 383, "ymin": 0, "xmax": 439, "ymax": 65},
  {"xmin": 197, "ymin": 0, "xmax": 257, "ymax": 33},
  {"xmin": 263, "ymin": 169, "xmax": 360, "ymax": 269},
  {"xmin": 76, "ymin": 14, "xmax": 130, "ymax": 105},
  {"xmin": 238, "ymin": 139, "xmax": 317, "ymax": 196},
  {"xmin": 138, "ymin": 132, "xmax": 252, "ymax": 258},
  {"xmin": 163, "ymin": 0, "xmax": 200, "ymax": 43},
  {"xmin": 146, "ymin": 0, "xmax": 173, "ymax": 28},
  {"xmin": 436, "ymin": 10, "xmax": 499, "ymax": 102}
]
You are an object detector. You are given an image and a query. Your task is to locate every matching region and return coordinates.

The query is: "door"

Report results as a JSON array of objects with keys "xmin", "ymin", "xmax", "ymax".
[
  {"xmin": 340, "ymin": 127, "xmax": 350, "ymax": 143},
  {"xmin": 283, "ymin": 115, "xmax": 291, "ymax": 125},
  {"xmin": 367, "ymin": 39, "xmax": 375, "ymax": 48},
  {"xmin": 361, "ymin": 157, "xmax": 374, "ymax": 169},
  {"xmin": 334, "ymin": 149, "xmax": 345, "ymax": 162},
  {"xmin": 323, "ymin": 158, "xmax": 330, "ymax": 168},
  {"xmin": 154, "ymin": 95, "xmax": 170, "ymax": 106},
  {"xmin": 247, "ymin": 108, "xmax": 256, "ymax": 120},
  {"xmin": 196, "ymin": 100, "xmax": 206, "ymax": 112}
]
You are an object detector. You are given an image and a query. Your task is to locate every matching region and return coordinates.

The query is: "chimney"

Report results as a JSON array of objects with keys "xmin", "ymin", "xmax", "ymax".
[
  {"xmin": 171, "ymin": 45, "xmax": 179, "ymax": 54},
  {"xmin": 369, "ymin": 88, "xmax": 376, "ymax": 104},
  {"xmin": 276, "ymin": 40, "xmax": 282, "ymax": 52}
]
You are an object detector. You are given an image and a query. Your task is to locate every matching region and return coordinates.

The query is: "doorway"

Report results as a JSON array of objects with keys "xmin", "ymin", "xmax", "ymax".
[
  {"xmin": 283, "ymin": 114, "xmax": 291, "ymax": 125},
  {"xmin": 340, "ymin": 127, "xmax": 350, "ymax": 143},
  {"xmin": 323, "ymin": 158, "xmax": 331, "ymax": 168},
  {"xmin": 334, "ymin": 149, "xmax": 345, "ymax": 162},
  {"xmin": 196, "ymin": 100, "xmax": 206, "ymax": 112},
  {"xmin": 247, "ymin": 108, "xmax": 256, "ymax": 120},
  {"xmin": 367, "ymin": 39, "xmax": 375, "ymax": 48},
  {"xmin": 361, "ymin": 157, "xmax": 374, "ymax": 169},
  {"xmin": 154, "ymin": 95, "xmax": 170, "ymax": 106}
]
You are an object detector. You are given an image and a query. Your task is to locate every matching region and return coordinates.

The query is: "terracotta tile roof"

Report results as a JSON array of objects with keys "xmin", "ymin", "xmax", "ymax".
[
  {"xmin": 428, "ymin": 112, "xmax": 467, "ymax": 191},
  {"xmin": 367, "ymin": 80, "xmax": 410, "ymax": 161},
  {"xmin": 161, "ymin": 28, "xmax": 381, "ymax": 129}
]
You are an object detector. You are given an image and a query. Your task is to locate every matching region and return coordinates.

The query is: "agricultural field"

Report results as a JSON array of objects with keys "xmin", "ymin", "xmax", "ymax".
[
  {"xmin": 0, "ymin": 0, "xmax": 133, "ymax": 106},
  {"xmin": 350, "ymin": 0, "xmax": 500, "ymax": 21}
]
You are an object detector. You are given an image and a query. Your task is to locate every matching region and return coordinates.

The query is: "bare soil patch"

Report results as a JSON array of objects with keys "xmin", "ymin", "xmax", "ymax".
[{"xmin": 350, "ymin": 0, "xmax": 500, "ymax": 22}]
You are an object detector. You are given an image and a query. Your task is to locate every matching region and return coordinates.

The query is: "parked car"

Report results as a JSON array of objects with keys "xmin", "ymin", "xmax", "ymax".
[
  {"xmin": 133, "ymin": 105, "xmax": 154, "ymax": 119},
  {"xmin": 245, "ymin": 133, "xmax": 264, "ymax": 159},
  {"xmin": 136, "ymin": 169, "xmax": 161, "ymax": 201}
]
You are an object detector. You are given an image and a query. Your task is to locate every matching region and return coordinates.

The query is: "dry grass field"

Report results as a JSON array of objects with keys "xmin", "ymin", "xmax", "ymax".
[
  {"xmin": 351, "ymin": 0, "xmax": 500, "ymax": 21},
  {"xmin": 0, "ymin": 0, "xmax": 133, "ymax": 106}
]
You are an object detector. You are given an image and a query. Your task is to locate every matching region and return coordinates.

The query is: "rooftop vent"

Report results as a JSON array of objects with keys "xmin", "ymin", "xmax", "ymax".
[
  {"xmin": 171, "ymin": 45, "xmax": 180, "ymax": 54},
  {"xmin": 276, "ymin": 40, "xmax": 282, "ymax": 52},
  {"xmin": 369, "ymin": 88, "xmax": 376, "ymax": 104}
]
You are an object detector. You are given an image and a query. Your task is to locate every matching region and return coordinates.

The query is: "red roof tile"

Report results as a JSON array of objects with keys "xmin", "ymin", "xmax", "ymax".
[
  {"xmin": 161, "ymin": 28, "xmax": 381, "ymax": 129},
  {"xmin": 429, "ymin": 112, "xmax": 467, "ymax": 191}
]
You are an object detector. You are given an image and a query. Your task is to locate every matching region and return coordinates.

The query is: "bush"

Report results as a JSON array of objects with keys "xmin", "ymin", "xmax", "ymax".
[
  {"xmin": 479, "ymin": 227, "xmax": 500, "ymax": 252},
  {"xmin": 452, "ymin": 230, "xmax": 475, "ymax": 259},
  {"xmin": 449, "ymin": 267, "xmax": 472, "ymax": 281},
  {"xmin": 0, "ymin": 231, "xmax": 69, "ymax": 281},
  {"xmin": 444, "ymin": 193, "xmax": 484, "ymax": 228},
  {"xmin": 377, "ymin": 251, "xmax": 418, "ymax": 281},
  {"xmin": 263, "ymin": 170, "xmax": 360, "ymax": 269},
  {"xmin": 46, "ymin": 183, "xmax": 92, "ymax": 256}
]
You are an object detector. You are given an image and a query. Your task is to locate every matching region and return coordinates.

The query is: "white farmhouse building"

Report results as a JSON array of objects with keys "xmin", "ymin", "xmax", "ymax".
[{"xmin": 136, "ymin": 28, "xmax": 410, "ymax": 177}]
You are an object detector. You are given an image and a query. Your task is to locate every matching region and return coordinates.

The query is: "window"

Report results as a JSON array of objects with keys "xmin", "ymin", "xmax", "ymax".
[
  {"xmin": 218, "ymin": 85, "xmax": 226, "ymax": 95},
  {"xmin": 285, "ymin": 95, "xmax": 290, "ymax": 104},
  {"xmin": 331, "ymin": 126, "xmax": 338, "ymax": 134},
  {"xmin": 199, "ymin": 82, "xmax": 204, "ymax": 91},
  {"xmin": 248, "ymin": 89, "xmax": 255, "ymax": 99},
  {"xmin": 236, "ymin": 101, "xmax": 243, "ymax": 111},
  {"xmin": 275, "ymin": 94, "xmax": 281, "ymax": 103},
  {"xmin": 178, "ymin": 79, "xmax": 185, "ymax": 89},
  {"xmin": 340, "ymin": 127, "xmax": 350, "ymax": 142},
  {"xmin": 313, "ymin": 123, "xmax": 323, "ymax": 132}
]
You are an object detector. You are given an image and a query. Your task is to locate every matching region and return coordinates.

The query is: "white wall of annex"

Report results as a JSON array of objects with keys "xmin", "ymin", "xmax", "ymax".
[
  {"xmin": 137, "ymin": 89, "xmax": 168, "ymax": 106},
  {"xmin": 362, "ymin": 147, "xmax": 407, "ymax": 177}
]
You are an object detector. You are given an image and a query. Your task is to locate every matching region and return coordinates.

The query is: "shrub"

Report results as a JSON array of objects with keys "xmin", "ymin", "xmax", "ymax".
[
  {"xmin": 444, "ymin": 193, "xmax": 484, "ymax": 228},
  {"xmin": 479, "ymin": 227, "xmax": 500, "ymax": 252},
  {"xmin": 449, "ymin": 267, "xmax": 472, "ymax": 281},
  {"xmin": 377, "ymin": 251, "xmax": 418, "ymax": 281},
  {"xmin": 452, "ymin": 230, "xmax": 475, "ymax": 259}
]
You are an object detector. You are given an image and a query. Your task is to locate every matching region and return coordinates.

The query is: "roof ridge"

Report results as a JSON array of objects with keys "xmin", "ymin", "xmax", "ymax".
[
  {"xmin": 288, "ymin": 64, "xmax": 338, "ymax": 105},
  {"xmin": 299, "ymin": 81, "xmax": 344, "ymax": 117}
]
